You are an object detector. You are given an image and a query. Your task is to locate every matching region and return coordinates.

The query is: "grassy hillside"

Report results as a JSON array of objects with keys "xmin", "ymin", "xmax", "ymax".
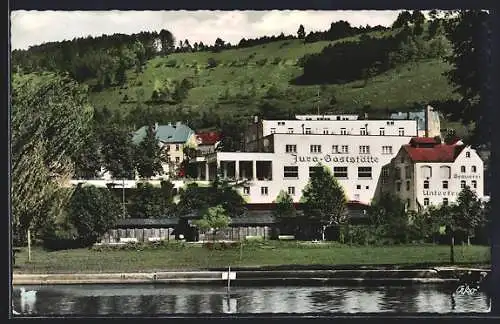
[{"xmin": 87, "ymin": 28, "xmax": 466, "ymax": 135}]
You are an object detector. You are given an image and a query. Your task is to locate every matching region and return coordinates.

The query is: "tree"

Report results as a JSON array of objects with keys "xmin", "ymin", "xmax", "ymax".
[
  {"xmin": 135, "ymin": 125, "xmax": 165, "ymax": 179},
  {"xmin": 301, "ymin": 165, "xmax": 348, "ymax": 240},
  {"xmin": 369, "ymin": 193, "xmax": 410, "ymax": 243},
  {"xmin": 100, "ymin": 124, "xmax": 136, "ymax": 179},
  {"xmin": 273, "ymin": 190, "xmax": 296, "ymax": 219},
  {"xmin": 68, "ymin": 185, "xmax": 121, "ymax": 246},
  {"xmin": 193, "ymin": 205, "xmax": 231, "ymax": 242},
  {"xmin": 159, "ymin": 29, "xmax": 175, "ymax": 56},
  {"xmin": 454, "ymin": 186, "xmax": 485, "ymax": 245},
  {"xmin": 128, "ymin": 183, "xmax": 166, "ymax": 218},
  {"xmin": 11, "ymin": 72, "xmax": 93, "ymax": 243},
  {"xmin": 392, "ymin": 11, "xmax": 412, "ymax": 29},
  {"xmin": 297, "ymin": 24, "xmax": 306, "ymax": 39},
  {"xmin": 411, "ymin": 10, "xmax": 426, "ymax": 35},
  {"xmin": 443, "ymin": 10, "xmax": 491, "ymax": 146},
  {"xmin": 72, "ymin": 128, "xmax": 102, "ymax": 179},
  {"xmin": 214, "ymin": 38, "xmax": 225, "ymax": 52}
]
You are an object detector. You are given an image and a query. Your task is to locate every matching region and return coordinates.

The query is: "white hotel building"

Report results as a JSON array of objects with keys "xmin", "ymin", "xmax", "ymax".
[{"xmin": 191, "ymin": 107, "xmax": 443, "ymax": 205}]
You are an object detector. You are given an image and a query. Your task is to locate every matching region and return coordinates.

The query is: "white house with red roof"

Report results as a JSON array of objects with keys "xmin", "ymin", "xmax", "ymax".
[
  {"xmin": 381, "ymin": 137, "xmax": 484, "ymax": 210},
  {"xmin": 195, "ymin": 131, "xmax": 222, "ymax": 155}
]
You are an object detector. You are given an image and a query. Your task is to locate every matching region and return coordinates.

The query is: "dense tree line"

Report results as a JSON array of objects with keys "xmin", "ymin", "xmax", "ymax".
[
  {"xmin": 296, "ymin": 16, "xmax": 451, "ymax": 85},
  {"xmin": 303, "ymin": 20, "xmax": 387, "ymax": 43}
]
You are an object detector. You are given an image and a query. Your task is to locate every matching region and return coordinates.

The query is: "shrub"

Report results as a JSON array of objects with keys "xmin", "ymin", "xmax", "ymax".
[
  {"xmin": 256, "ymin": 58, "xmax": 268, "ymax": 66},
  {"xmin": 165, "ymin": 59, "xmax": 177, "ymax": 67},
  {"xmin": 207, "ymin": 58, "xmax": 218, "ymax": 68},
  {"xmin": 272, "ymin": 57, "xmax": 282, "ymax": 65}
]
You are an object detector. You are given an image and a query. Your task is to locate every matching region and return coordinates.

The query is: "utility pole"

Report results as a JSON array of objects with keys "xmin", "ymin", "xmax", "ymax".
[{"xmin": 316, "ymin": 88, "xmax": 321, "ymax": 116}]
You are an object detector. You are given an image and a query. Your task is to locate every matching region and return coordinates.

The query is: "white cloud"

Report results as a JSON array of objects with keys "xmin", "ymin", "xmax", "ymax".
[{"xmin": 11, "ymin": 10, "xmax": 405, "ymax": 50}]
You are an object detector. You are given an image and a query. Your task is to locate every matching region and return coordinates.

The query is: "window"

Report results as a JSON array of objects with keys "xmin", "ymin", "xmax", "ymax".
[
  {"xmin": 461, "ymin": 166, "xmax": 466, "ymax": 173},
  {"xmin": 340, "ymin": 128, "xmax": 347, "ymax": 135},
  {"xmin": 424, "ymin": 198, "xmax": 430, "ymax": 206},
  {"xmin": 359, "ymin": 145, "xmax": 370, "ymax": 154},
  {"xmin": 382, "ymin": 146, "xmax": 393, "ymax": 154},
  {"xmin": 387, "ymin": 120, "xmax": 394, "ymax": 125},
  {"xmin": 283, "ymin": 166, "xmax": 299, "ymax": 179},
  {"xmin": 442, "ymin": 181, "xmax": 448, "ymax": 189},
  {"xmin": 366, "ymin": 186, "xmax": 369, "ymax": 189},
  {"xmin": 382, "ymin": 178, "xmax": 388, "ymax": 185},
  {"xmin": 278, "ymin": 122, "xmax": 285, "ymax": 126},
  {"xmin": 356, "ymin": 185, "xmax": 361, "ymax": 189},
  {"xmin": 396, "ymin": 182, "xmax": 402, "ymax": 192},
  {"xmin": 323, "ymin": 128, "xmax": 329, "ymax": 135},
  {"xmin": 310, "ymin": 145, "xmax": 322, "ymax": 153},
  {"xmin": 270, "ymin": 128, "xmax": 276, "ymax": 134},
  {"xmin": 421, "ymin": 166, "xmax": 432, "ymax": 178},
  {"xmin": 461, "ymin": 180, "xmax": 466, "ymax": 189},
  {"xmin": 466, "ymin": 151, "xmax": 471, "ymax": 158},
  {"xmin": 395, "ymin": 167, "xmax": 401, "ymax": 180},
  {"xmin": 166, "ymin": 145, "xmax": 171, "ymax": 152},
  {"xmin": 443, "ymin": 198, "xmax": 449, "ymax": 206},
  {"xmin": 472, "ymin": 180, "xmax": 477, "ymax": 189},
  {"xmin": 424, "ymin": 180, "xmax": 429, "ymax": 189},
  {"xmin": 287, "ymin": 128, "xmax": 294, "ymax": 134},
  {"xmin": 175, "ymin": 157, "xmax": 180, "ymax": 163},
  {"xmin": 166, "ymin": 156, "xmax": 171, "ymax": 163},
  {"xmin": 288, "ymin": 186, "xmax": 295, "ymax": 195},
  {"xmin": 472, "ymin": 166, "xmax": 477, "ymax": 173},
  {"xmin": 333, "ymin": 166, "xmax": 348, "ymax": 178},
  {"xmin": 285, "ymin": 144, "xmax": 297, "ymax": 153},
  {"xmin": 243, "ymin": 187, "xmax": 250, "ymax": 195},
  {"xmin": 404, "ymin": 166, "xmax": 411, "ymax": 179},
  {"xmin": 358, "ymin": 167, "xmax": 372, "ymax": 179},
  {"xmin": 382, "ymin": 167, "xmax": 389, "ymax": 178},
  {"xmin": 398, "ymin": 128, "xmax": 405, "ymax": 136},
  {"xmin": 305, "ymin": 128, "xmax": 312, "ymax": 134},
  {"xmin": 360, "ymin": 127, "xmax": 367, "ymax": 135},
  {"xmin": 176, "ymin": 144, "xmax": 180, "ymax": 151},
  {"xmin": 406, "ymin": 181, "xmax": 411, "ymax": 191},
  {"xmin": 440, "ymin": 166, "xmax": 451, "ymax": 179},
  {"xmin": 261, "ymin": 187, "xmax": 268, "ymax": 196},
  {"xmin": 341, "ymin": 145, "xmax": 349, "ymax": 154},
  {"xmin": 309, "ymin": 166, "xmax": 323, "ymax": 177},
  {"xmin": 379, "ymin": 128, "xmax": 385, "ymax": 136},
  {"xmin": 332, "ymin": 145, "xmax": 339, "ymax": 154}
]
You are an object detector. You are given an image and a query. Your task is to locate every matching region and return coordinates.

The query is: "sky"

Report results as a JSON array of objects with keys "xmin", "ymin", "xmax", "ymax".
[{"xmin": 10, "ymin": 10, "xmax": 408, "ymax": 50}]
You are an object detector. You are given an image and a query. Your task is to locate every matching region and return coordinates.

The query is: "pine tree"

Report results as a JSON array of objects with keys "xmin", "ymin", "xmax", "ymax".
[
  {"xmin": 297, "ymin": 25, "xmax": 306, "ymax": 39},
  {"xmin": 301, "ymin": 164, "xmax": 348, "ymax": 240},
  {"xmin": 135, "ymin": 124, "xmax": 165, "ymax": 179}
]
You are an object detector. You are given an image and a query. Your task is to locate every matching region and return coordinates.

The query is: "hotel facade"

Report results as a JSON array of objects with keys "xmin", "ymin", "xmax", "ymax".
[
  {"xmin": 190, "ymin": 106, "xmax": 443, "ymax": 205},
  {"xmin": 382, "ymin": 137, "xmax": 485, "ymax": 211}
]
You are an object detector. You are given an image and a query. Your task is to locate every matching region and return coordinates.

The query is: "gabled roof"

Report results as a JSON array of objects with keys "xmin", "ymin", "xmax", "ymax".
[
  {"xmin": 132, "ymin": 122, "xmax": 194, "ymax": 145},
  {"xmin": 402, "ymin": 138, "xmax": 466, "ymax": 163},
  {"xmin": 196, "ymin": 131, "xmax": 222, "ymax": 145}
]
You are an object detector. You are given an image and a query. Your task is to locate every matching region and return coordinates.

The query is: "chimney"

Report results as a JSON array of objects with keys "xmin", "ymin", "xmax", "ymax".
[
  {"xmin": 406, "ymin": 112, "xmax": 410, "ymax": 120},
  {"xmin": 424, "ymin": 105, "xmax": 431, "ymax": 137}
]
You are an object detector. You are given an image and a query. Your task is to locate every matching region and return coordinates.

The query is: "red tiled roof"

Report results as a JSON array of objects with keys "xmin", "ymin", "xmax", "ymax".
[
  {"xmin": 196, "ymin": 131, "xmax": 222, "ymax": 145},
  {"xmin": 403, "ymin": 143, "xmax": 465, "ymax": 163},
  {"xmin": 409, "ymin": 137, "xmax": 440, "ymax": 145}
]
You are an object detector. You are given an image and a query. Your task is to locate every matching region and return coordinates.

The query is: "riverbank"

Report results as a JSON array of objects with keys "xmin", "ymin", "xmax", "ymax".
[
  {"xmin": 13, "ymin": 267, "xmax": 490, "ymax": 286},
  {"xmin": 12, "ymin": 243, "xmax": 490, "ymax": 274}
]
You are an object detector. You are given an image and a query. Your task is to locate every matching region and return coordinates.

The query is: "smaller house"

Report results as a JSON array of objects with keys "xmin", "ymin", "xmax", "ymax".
[
  {"xmin": 195, "ymin": 131, "xmax": 222, "ymax": 155},
  {"xmin": 132, "ymin": 122, "xmax": 197, "ymax": 179}
]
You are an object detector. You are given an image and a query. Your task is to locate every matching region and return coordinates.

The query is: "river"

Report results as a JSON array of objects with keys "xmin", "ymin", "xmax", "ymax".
[{"xmin": 12, "ymin": 284, "xmax": 490, "ymax": 315}]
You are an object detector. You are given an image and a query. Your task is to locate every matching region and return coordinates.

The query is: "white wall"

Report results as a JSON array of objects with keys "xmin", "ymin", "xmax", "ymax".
[{"xmin": 216, "ymin": 134, "xmax": 414, "ymax": 204}]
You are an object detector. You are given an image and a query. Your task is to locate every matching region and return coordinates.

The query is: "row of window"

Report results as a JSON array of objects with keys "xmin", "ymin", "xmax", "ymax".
[
  {"xmin": 283, "ymin": 166, "xmax": 372, "ymax": 179},
  {"xmin": 165, "ymin": 144, "xmax": 181, "ymax": 152},
  {"xmin": 285, "ymin": 144, "xmax": 394, "ymax": 155},
  {"xmin": 392, "ymin": 165, "xmax": 478, "ymax": 180},
  {"xmin": 423, "ymin": 198, "xmax": 448, "ymax": 206},
  {"xmin": 246, "ymin": 185, "xmax": 368, "ymax": 198},
  {"xmin": 272, "ymin": 127, "xmax": 407, "ymax": 136},
  {"xmin": 396, "ymin": 179, "xmax": 478, "ymax": 192}
]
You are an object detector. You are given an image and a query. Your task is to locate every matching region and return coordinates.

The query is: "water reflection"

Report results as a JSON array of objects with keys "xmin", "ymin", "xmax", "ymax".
[{"xmin": 12, "ymin": 284, "xmax": 491, "ymax": 315}]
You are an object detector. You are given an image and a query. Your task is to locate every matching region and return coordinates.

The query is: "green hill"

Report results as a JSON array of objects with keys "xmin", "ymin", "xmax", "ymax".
[{"xmin": 88, "ymin": 32, "xmax": 457, "ymax": 116}]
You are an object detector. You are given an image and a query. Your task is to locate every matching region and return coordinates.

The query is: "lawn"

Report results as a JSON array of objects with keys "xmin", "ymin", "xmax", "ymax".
[{"xmin": 13, "ymin": 242, "xmax": 490, "ymax": 274}]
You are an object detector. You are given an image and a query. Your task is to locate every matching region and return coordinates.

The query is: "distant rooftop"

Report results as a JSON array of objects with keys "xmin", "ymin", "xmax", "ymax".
[
  {"xmin": 295, "ymin": 114, "xmax": 359, "ymax": 121},
  {"xmin": 132, "ymin": 122, "xmax": 194, "ymax": 145}
]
